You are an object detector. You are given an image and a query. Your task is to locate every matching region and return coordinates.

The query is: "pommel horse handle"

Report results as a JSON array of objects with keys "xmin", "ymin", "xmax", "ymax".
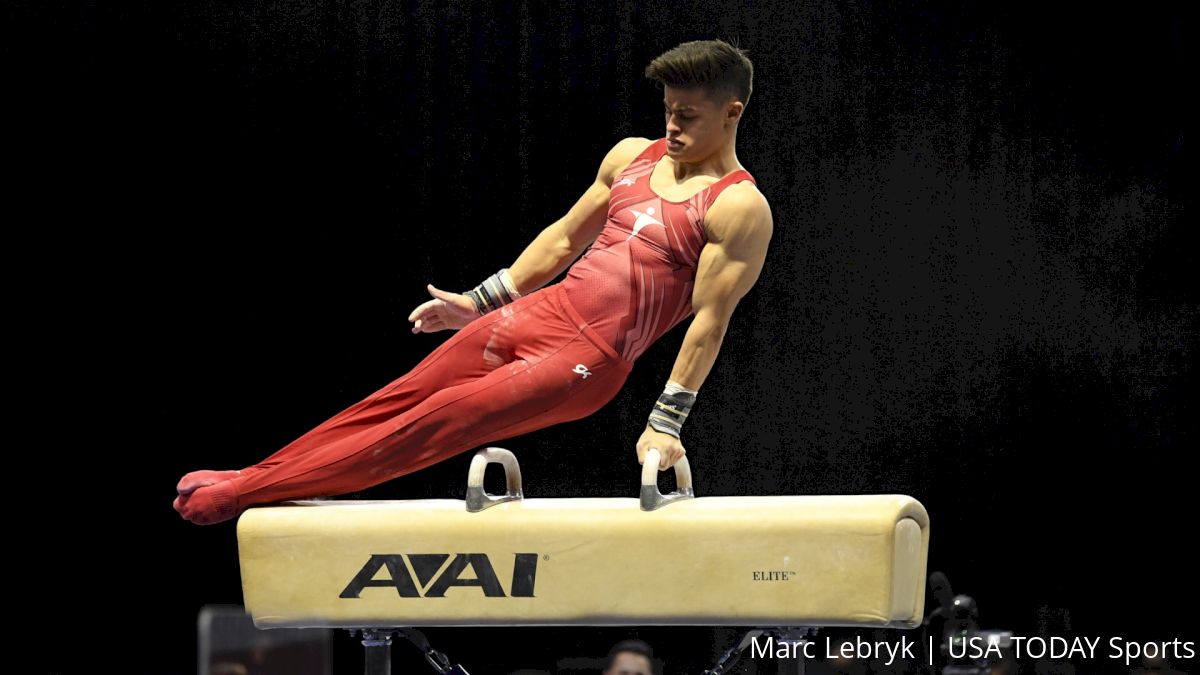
[
  {"xmin": 465, "ymin": 446, "xmax": 523, "ymax": 512},
  {"xmin": 465, "ymin": 446, "xmax": 693, "ymax": 512},
  {"xmin": 640, "ymin": 448, "xmax": 694, "ymax": 511}
]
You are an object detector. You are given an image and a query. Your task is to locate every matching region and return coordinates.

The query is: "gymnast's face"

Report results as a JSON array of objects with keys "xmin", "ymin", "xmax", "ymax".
[
  {"xmin": 663, "ymin": 84, "xmax": 742, "ymax": 161},
  {"xmin": 604, "ymin": 651, "xmax": 652, "ymax": 675}
]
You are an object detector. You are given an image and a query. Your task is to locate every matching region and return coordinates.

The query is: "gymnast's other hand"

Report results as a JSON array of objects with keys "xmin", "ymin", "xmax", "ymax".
[
  {"xmin": 408, "ymin": 283, "xmax": 478, "ymax": 333},
  {"xmin": 636, "ymin": 425, "xmax": 686, "ymax": 470}
]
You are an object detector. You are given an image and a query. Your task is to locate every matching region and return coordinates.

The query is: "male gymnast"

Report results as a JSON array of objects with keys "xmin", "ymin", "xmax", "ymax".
[{"xmin": 174, "ymin": 38, "xmax": 773, "ymax": 525}]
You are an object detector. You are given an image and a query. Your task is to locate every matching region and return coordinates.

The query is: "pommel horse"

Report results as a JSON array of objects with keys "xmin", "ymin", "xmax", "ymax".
[{"xmin": 236, "ymin": 448, "xmax": 930, "ymax": 673}]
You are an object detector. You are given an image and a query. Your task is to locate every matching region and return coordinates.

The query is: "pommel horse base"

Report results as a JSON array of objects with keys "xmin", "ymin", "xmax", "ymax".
[{"xmin": 236, "ymin": 448, "xmax": 930, "ymax": 674}]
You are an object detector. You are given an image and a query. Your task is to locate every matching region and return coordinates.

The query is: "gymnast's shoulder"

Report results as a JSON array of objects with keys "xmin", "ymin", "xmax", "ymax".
[
  {"xmin": 608, "ymin": 136, "xmax": 656, "ymax": 157},
  {"xmin": 597, "ymin": 137, "xmax": 655, "ymax": 185},
  {"xmin": 706, "ymin": 179, "xmax": 773, "ymax": 242}
]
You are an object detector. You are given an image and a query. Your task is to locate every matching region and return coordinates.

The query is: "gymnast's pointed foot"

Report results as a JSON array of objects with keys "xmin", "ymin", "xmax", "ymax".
[
  {"xmin": 173, "ymin": 480, "xmax": 243, "ymax": 525},
  {"xmin": 177, "ymin": 469, "xmax": 245, "ymax": 496}
]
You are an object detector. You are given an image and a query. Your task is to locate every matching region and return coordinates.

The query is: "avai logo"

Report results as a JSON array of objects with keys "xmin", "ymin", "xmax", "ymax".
[{"xmin": 340, "ymin": 553, "xmax": 539, "ymax": 598}]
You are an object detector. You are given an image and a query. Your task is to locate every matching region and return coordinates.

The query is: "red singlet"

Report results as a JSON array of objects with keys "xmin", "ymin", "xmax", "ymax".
[{"xmin": 561, "ymin": 137, "xmax": 757, "ymax": 362}]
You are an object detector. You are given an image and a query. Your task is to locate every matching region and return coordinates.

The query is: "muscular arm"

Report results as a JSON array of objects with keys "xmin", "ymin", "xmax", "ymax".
[
  {"xmin": 669, "ymin": 185, "xmax": 773, "ymax": 390},
  {"xmin": 504, "ymin": 137, "xmax": 650, "ymax": 293},
  {"xmin": 409, "ymin": 138, "xmax": 650, "ymax": 334}
]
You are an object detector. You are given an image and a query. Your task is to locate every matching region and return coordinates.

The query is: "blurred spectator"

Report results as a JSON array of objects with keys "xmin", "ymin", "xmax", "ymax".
[
  {"xmin": 603, "ymin": 639, "xmax": 654, "ymax": 675},
  {"xmin": 1130, "ymin": 651, "xmax": 1186, "ymax": 675}
]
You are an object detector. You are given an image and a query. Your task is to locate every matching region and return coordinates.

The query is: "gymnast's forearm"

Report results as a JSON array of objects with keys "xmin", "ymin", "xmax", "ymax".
[
  {"xmin": 667, "ymin": 311, "xmax": 730, "ymax": 392},
  {"xmin": 643, "ymin": 312, "xmax": 728, "ymax": 439},
  {"xmin": 505, "ymin": 219, "xmax": 587, "ymax": 294}
]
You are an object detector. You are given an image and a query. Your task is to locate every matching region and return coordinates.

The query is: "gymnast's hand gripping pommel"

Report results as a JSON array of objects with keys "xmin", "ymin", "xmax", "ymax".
[{"xmin": 638, "ymin": 379, "xmax": 698, "ymax": 470}]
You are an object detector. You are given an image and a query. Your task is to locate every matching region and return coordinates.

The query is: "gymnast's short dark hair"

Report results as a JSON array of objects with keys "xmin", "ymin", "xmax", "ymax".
[
  {"xmin": 644, "ymin": 38, "xmax": 753, "ymax": 108},
  {"xmin": 603, "ymin": 638, "xmax": 654, "ymax": 671}
]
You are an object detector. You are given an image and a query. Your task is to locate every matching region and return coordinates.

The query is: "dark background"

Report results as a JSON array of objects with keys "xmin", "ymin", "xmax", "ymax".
[{"xmin": 16, "ymin": 0, "xmax": 1189, "ymax": 673}]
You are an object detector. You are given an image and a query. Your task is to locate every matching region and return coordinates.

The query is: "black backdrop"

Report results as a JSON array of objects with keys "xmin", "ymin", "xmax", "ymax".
[{"xmin": 20, "ymin": 1, "xmax": 1189, "ymax": 673}]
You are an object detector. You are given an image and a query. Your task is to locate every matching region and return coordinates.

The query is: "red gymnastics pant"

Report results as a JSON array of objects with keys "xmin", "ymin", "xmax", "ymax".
[{"xmin": 224, "ymin": 283, "xmax": 634, "ymax": 509}]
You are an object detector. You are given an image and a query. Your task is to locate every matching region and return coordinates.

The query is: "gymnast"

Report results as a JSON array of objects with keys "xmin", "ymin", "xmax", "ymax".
[{"xmin": 174, "ymin": 38, "xmax": 773, "ymax": 525}]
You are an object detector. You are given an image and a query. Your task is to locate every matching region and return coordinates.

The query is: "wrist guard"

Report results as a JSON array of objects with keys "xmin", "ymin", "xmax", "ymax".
[
  {"xmin": 647, "ymin": 381, "xmax": 698, "ymax": 438},
  {"xmin": 465, "ymin": 268, "xmax": 522, "ymax": 316}
]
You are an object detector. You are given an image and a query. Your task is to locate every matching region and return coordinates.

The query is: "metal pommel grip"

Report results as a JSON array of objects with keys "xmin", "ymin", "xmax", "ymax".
[
  {"xmin": 466, "ymin": 447, "xmax": 524, "ymax": 512},
  {"xmin": 639, "ymin": 448, "xmax": 695, "ymax": 511}
]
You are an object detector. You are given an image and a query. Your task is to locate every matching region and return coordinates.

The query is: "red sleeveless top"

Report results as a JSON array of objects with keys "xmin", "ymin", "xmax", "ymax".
[{"xmin": 560, "ymin": 138, "xmax": 757, "ymax": 363}]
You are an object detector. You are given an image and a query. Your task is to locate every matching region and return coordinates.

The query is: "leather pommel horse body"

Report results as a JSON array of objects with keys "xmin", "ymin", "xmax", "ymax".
[{"xmin": 236, "ymin": 448, "xmax": 930, "ymax": 671}]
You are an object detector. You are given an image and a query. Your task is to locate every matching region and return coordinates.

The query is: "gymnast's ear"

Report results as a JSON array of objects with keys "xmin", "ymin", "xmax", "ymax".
[{"xmin": 725, "ymin": 100, "xmax": 744, "ymax": 127}]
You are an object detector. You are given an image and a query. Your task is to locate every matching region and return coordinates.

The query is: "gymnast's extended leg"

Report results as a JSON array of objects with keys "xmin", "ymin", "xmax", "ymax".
[
  {"xmin": 175, "ymin": 301, "xmax": 511, "ymax": 497},
  {"xmin": 174, "ymin": 287, "xmax": 632, "ymax": 524}
]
